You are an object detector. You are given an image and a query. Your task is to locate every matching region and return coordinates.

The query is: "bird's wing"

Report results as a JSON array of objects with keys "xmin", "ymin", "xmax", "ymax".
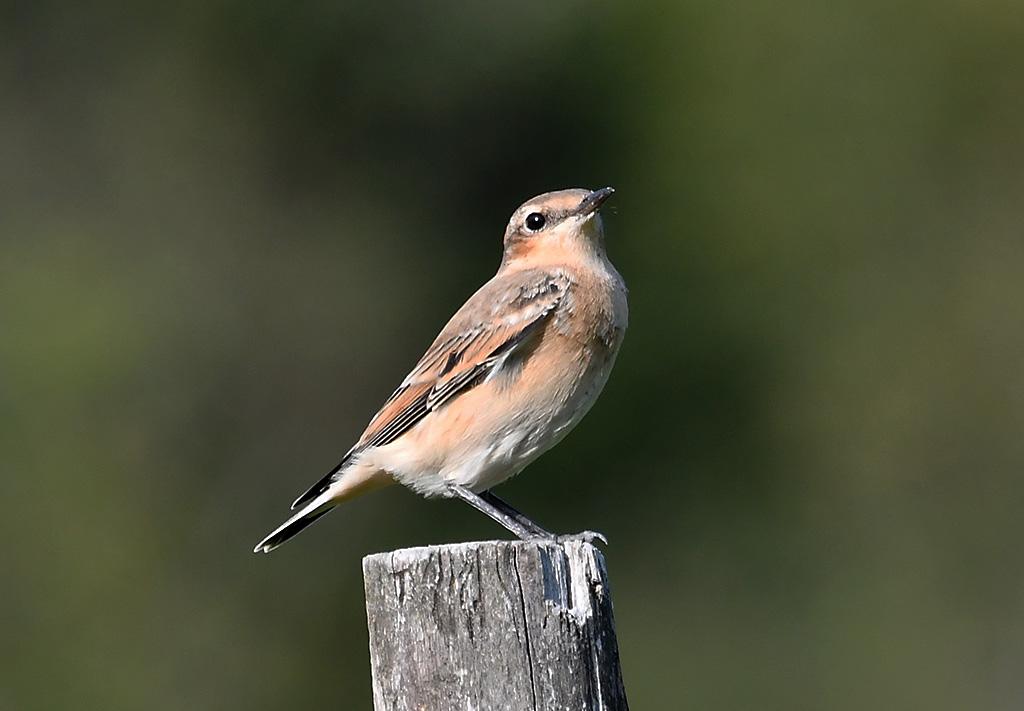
[
  {"xmin": 358, "ymin": 272, "xmax": 567, "ymax": 448},
  {"xmin": 290, "ymin": 270, "xmax": 568, "ymax": 510}
]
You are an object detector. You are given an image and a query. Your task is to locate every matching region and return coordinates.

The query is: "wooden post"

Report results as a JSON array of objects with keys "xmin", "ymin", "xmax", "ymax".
[{"xmin": 363, "ymin": 539, "xmax": 629, "ymax": 711}]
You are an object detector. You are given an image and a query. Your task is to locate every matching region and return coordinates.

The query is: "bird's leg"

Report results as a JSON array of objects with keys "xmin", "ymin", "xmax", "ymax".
[
  {"xmin": 446, "ymin": 484, "xmax": 552, "ymax": 541},
  {"xmin": 479, "ymin": 490, "xmax": 555, "ymax": 539},
  {"xmin": 481, "ymin": 490, "xmax": 607, "ymax": 544}
]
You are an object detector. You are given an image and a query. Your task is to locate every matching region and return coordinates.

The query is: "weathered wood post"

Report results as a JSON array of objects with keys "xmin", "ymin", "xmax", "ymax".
[{"xmin": 363, "ymin": 539, "xmax": 629, "ymax": 711}]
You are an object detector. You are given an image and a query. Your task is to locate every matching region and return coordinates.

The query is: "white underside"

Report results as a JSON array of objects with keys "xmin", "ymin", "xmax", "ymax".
[{"xmin": 358, "ymin": 355, "xmax": 615, "ymax": 498}]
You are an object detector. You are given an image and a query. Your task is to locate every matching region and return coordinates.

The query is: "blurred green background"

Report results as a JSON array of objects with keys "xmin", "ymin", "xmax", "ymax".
[{"xmin": 3, "ymin": 1, "xmax": 1023, "ymax": 708}]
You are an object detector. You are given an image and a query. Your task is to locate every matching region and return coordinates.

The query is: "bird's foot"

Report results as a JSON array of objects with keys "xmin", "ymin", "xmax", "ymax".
[{"xmin": 556, "ymin": 530, "xmax": 608, "ymax": 546}]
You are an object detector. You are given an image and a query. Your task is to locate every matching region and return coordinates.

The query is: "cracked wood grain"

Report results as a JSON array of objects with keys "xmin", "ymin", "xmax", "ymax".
[{"xmin": 363, "ymin": 540, "xmax": 629, "ymax": 711}]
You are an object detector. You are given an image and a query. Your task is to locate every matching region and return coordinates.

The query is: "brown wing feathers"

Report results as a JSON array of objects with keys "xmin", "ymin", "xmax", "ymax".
[{"xmin": 289, "ymin": 275, "xmax": 566, "ymax": 510}]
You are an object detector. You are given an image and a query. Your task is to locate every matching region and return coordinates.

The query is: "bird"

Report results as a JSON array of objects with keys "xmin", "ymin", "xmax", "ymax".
[{"xmin": 254, "ymin": 187, "xmax": 628, "ymax": 553}]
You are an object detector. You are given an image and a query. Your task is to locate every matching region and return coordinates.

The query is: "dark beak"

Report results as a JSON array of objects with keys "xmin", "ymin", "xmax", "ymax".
[{"xmin": 577, "ymin": 186, "xmax": 615, "ymax": 216}]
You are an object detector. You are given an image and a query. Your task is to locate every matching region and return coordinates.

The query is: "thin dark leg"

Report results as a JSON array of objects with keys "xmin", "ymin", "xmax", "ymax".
[
  {"xmin": 479, "ymin": 490, "xmax": 554, "ymax": 538},
  {"xmin": 446, "ymin": 484, "xmax": 549, "ymax": 541},
  {"xmin": 482, "ymin": 490, "xmax": 608, "ymax": 546}
]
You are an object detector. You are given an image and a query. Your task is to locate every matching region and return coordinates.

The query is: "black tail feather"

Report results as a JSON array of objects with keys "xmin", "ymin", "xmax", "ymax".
[
  {"xmin": 290, "ymin": 452, "xmax": 353, "ymax": 510},
  {"xmin": 253, "ymin": 508, "xmax": 332, "ymax": 553}
]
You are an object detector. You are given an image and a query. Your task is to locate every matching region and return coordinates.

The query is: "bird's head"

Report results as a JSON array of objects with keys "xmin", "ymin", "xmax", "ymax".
[{"xmin": 501, "ymin": 187, "xmax": 615, "ymax": 268}]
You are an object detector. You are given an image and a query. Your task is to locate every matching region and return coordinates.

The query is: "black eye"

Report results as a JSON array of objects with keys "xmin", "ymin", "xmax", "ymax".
[{"xmin": 524, "ymin": 212, "xmax": 546, "ymax": 231}]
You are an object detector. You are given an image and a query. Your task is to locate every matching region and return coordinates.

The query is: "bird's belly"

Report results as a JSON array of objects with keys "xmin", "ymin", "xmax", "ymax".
[{"xmin": 370, "ymin": 347, "xmax": 612, "ymax": 498}]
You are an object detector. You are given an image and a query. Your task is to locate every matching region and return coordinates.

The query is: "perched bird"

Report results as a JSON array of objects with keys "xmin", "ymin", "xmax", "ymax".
[{"xmin": 254, "ymin": 187, "xmax": 628, "ymax": 553}]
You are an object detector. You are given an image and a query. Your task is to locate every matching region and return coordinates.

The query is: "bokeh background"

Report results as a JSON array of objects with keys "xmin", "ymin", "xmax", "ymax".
[{"xmin": 3, "ymin": 1, "xmax": 1024, "ymax": 708}]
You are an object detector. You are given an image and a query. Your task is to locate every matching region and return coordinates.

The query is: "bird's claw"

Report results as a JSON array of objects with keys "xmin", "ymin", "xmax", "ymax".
[{"xmin": 556, "ymin": 530, "xmax": 608, "ymax": 546}]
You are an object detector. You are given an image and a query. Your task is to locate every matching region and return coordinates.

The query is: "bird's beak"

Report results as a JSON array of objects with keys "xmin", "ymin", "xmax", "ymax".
[{"xmin": 577, "ymin": 187, "xmax": 615, "ymax": 217}]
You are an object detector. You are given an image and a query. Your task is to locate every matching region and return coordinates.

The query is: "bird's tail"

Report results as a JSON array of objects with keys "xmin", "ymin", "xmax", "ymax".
[
  {"xmin": 253, "ymin": 456, "xmax": 394, "ymax": 553},
  {"xmin": 253, "ymin": 495, "xmax": 335, "ymax": 553}
]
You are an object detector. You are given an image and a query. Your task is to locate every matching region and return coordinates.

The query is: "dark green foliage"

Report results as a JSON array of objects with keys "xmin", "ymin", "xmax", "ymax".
[{"xmin": 2, "ymin": 1, "xmax": 1023, "ymax": 709}]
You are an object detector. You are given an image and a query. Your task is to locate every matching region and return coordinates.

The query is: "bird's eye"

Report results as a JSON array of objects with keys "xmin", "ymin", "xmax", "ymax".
[{"xmin": 524, "ymin": 212, "xmax": 546, "ymax": 231}]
